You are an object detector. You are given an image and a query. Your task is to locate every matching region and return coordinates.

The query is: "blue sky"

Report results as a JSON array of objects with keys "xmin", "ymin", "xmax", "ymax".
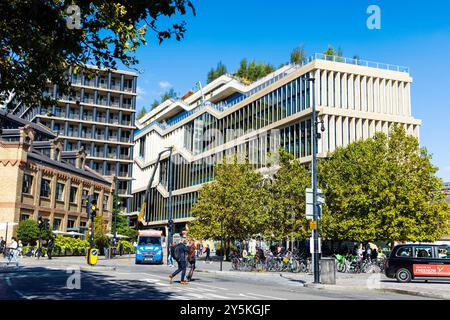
[{"xmin": 129, "ymin": 0, "xmax": 450, "ymax": 182}]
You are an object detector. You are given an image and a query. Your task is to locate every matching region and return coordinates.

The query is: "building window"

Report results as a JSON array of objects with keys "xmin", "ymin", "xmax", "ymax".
[
  {"xmin": 70, "ymin": 186, "xmax": 78, "ymax": 203},
  {"xmin": 40, "ymin": 179, "xmax": 51, "ymax": 198},
  {"xmin": 20, "ymin": 214, "xmax": 30, "ymax": 222},
  {"xmin": 56, "ymin": 183, "xmax": 65, "ymax": 201},
  {"xmin": 139, "ymin": 136, "xmax": 146, "ymax": 158},
  {"xmin": 67, "ymin": 219, "xmax": 76, "ymax": 229},
  {"xmin": 103, "ymin": 195, "xmax": 109, "ymax": 210},
  {"xmin": 22, "ymin": 174, "xmax": 33, "ymax": 195},
  {"xmin": 53, "ymin": 218, "xmax": 62, "ymax": 231}
]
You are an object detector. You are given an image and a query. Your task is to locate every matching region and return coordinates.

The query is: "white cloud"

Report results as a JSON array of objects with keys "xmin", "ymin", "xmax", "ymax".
[
  {"xmin": 444, "ymin": 166, "xmax": 450, "ymax": 172},
  {"xmin": 159, "ymin": 81, "xmax": 173, "ymax": 90},
  {"xmin": 136, "ymin": 86, "xmax": 147, "ymax": 101}
]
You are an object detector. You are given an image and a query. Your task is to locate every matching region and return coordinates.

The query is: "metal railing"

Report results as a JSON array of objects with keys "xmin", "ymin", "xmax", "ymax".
[
  {"xmin": 134, "ymin": 54, "xmax": 409, "ymax": 137},
  {"xmin": 313, "ymin": 53, "xmax": 409, "ymax": 73}
]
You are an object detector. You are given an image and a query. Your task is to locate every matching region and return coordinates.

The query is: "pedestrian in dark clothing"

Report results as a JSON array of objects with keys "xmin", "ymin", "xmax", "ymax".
[
  {"xmin": 169, "ymin": 239, "xmax": 190, "ymax": 284},
  {"xmin": 371, "ymin": 248, "xmax": 378, "ymax": 261},
  {"xmin": 47, "ymin": 236, "xmax": 55, "ymax": 259},
  {"xmin": 205, "ymin": 245, "xmax": 211, "ymax": 262}
]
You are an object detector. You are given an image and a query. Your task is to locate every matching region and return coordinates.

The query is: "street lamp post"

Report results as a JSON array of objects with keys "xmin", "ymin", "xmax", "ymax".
[
  {"xmin": 113, "ymin": 199, "xmax": 121, "ymax": 248},
  {"xmin": 167, "ymin": 147, "xmax": 174, "ymax": 265},
  {"xmin": 220, "ymin": 220, "xmax": 223, "ymax": 272},
  {"xmin": 306, "ymin": 76, "xmax": 321, "ymax": 284}
]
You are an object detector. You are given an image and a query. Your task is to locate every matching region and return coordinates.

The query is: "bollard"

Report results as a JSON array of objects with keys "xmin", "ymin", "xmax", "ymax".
[{"xmin": 320, "ymin": 257, "xmax": 336, "ymax": 284}]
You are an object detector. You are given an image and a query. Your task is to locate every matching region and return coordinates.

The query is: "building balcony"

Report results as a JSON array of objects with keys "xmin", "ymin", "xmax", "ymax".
[
  {"xmin": 109, "ymin": 119, "xmax": 120, "ymax": 125},
  {"xmin": 92, "ymin": 151, "xmax": 105, "ymax": 158},
  {"xmin": 106, "ymin": 170, "xmax": 116, "ymax": 176},
  {"xmin": 80, "ymin": 132, "xmax": 92, "ymax": 138},
  {"xmin": 96, "ymin": 134, "xmax": 105, "ymax": 140},
  {"xmin": 118, "ymin": 171, "xmax": 129, "ymax": 177},
  {"xmin": 121, "ymin": 120, "xmax": 131, "ymax": 126},
  {"xmin": 69, "ymin": 113, "xmax": 80, "ymax": 119},
  {"xmin": 117, "ymin": 189, "xmax": 128, "ymax": 195},
  {"xmin": 82, "ymin": 116, "xmax": 94, "ymax": 121},
  {"xmin": 119, "ymin": 154, "xmax": 130, "ymax": 160},
  {"xmin": 96, "ymin": 117, "xmax": 106, "ymax": 123},
  {"xmin": 83, "ymin": 98, "xmax": 95, "ymax": 104},
  {"xmin": 110, "ymin": 102, "xmax": 120, "ymax": 108},
  {"xmin": 122, "ymin": 103, "xmax": 132, "ymax": 109},
  {"xmin": 111, "ymin": 84, "xmax": 121, "ymax": 91},
  {"xmin": 120, "ymin": 137, "xmax": 130, "ymax": 143},
  {"xmin": 124, "ymin": 87, "xmax": 133, "ymax": 93},
  {"xmin": 108, "ymin": 136, "xmax": 118, "ymax": 141}
]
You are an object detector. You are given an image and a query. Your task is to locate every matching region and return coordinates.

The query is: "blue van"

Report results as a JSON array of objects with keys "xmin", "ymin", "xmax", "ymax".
[{"xmin": 135, "ymin": 230, "xmax": 164, "ymax": 264}]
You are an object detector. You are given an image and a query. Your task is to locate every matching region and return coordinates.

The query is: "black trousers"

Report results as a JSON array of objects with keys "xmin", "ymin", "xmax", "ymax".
[
  {"xmin": 171, "ymin": 260, "xmax": 187, "ymax": 281},
  {"xmin": 47, "ymin": 247, "xmax": 53, "ymax": 259}
]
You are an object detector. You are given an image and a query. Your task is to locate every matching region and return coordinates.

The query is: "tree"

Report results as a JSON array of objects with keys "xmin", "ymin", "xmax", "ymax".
[
  {"xmin": 207, "ymin": 61, "xmax": 228, "ymax": 83},
  {"xmin": 323, "ymin": 45, "xmax": 343, "ymax": 61},
  {"xmin": 0, "ymin": 1, "xmax": 196, "ymax": 106},
  {"xmin": 150, "ymin": 100, "xmax": 160, "ymax": 110},
  {"xmin": 234, "ymin": 59, "xmax": 275, "ymax": 84},
  {"xmin": 17, "ymin": 219, "xmax": 40, "ymax": 245},
  {"xmin": 137, "ymin": 107, "xmax": 147, "ymax": 120},
  {"xmin": 188, "ymin": 156, "xmax": 270, "ymax": 245},
  {"xmin": 266, "ymin": 149, "xmax": 310, "ymax": 242},
  {"xmin": 112, "ymin": 194, "xmax": 138, "ymax": 242},
  {"xmin": 319, "ymin": 125, "xmax": 450, "ymax": 245},
  {"xmin": 160, "ymin": 88, "xmax": 178, "ymax": 102},
  {"xmin": 93, "ymin": 214, "xmax": 110, "ymax": 252},
  {"xmin": 290, "ymin": 44, "xmax": 307, "ymax": 64}
]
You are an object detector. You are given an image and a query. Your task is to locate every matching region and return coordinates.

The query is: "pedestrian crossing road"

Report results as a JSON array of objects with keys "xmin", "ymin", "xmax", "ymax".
[{"xmin": 0, "ymin": 264, "xmax": 434, "ymax": 300}]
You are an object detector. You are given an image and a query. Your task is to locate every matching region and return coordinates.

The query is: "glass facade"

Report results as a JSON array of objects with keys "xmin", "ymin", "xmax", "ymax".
[{"xmin": 132, "ymin": 75, "xmax": 315, "ymax": 223}]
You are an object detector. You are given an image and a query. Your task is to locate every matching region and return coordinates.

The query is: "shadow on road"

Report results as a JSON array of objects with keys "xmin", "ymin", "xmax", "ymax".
[{"xmin": 0, "ymin": 266, "xmax": 176, "ymax": 300}]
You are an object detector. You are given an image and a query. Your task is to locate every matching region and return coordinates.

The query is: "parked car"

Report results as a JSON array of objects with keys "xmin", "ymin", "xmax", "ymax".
[{"xmin": 385, "ymin": 244, "xmax": 450, "ymax": 283}]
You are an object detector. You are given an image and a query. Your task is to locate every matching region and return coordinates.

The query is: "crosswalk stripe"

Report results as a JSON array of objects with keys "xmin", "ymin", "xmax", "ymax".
[{"xmin": 245, "ymin": 292, "xmax": 285, "ymax": 300}]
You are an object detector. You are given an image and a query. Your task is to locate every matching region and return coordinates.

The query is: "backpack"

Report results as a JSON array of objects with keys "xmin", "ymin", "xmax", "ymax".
[{"xmin": 173, "ymin": 244, "xmax": 183, "ymax": 262}]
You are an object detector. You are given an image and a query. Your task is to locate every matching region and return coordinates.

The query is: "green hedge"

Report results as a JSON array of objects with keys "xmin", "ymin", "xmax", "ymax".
[
  {"xmin": 117, "ymin": 240, "xmax": 135, "ymax": 254},
  {"xmin": 49, "ymin": 236, "xmax": 90, "ymax": 256}
]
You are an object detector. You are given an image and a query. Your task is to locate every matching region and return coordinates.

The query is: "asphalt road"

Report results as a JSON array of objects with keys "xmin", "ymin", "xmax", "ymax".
[{"xmin": 0, "ymin": 263, "xmax": 432, "ymax": 300}]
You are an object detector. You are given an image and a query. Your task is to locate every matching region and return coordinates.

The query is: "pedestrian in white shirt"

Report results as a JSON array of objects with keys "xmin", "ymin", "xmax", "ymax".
[{"xmin": 7, "ymin": 237, "xmax": 19, "ymax": 266}]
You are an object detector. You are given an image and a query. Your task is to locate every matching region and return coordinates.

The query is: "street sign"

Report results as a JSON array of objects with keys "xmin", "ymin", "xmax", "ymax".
[
  {"xmin": 306, "ymin": 188, "xmax": 325, "ymax": 219},
  {"xmin": 309, "ymin": 237, "xmax": 322, "ymax": 254},
  {"xmin": 309, "ymin": 220, "xmax": 317, "ymax": 230}
]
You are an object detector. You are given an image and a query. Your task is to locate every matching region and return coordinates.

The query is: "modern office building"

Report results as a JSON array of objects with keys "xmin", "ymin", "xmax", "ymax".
[
  {"xmin": 131, "ymin": 54, "xmax": 422, "ymax": 236},
  {"xmin": 12, "ymin": 66, "xmax": 138, "ymax": 210},
  {"xmin": 0, "ymin": 110, "xmax": 115, "ymax": 242}
]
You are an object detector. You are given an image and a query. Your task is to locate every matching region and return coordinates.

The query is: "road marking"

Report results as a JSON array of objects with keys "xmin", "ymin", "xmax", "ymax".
[
  {"xmin": 238, "ymin": 293, "xmax": 258, "ymax": 299},
  {"xmin": 142, "ymin": 279, "xmax": 169, "ymax": 287},
  {"xmin": 203, "ymin": 293, "xmax": 229, "ymax": 299},
  {"xmin": 5, "ymin": 277, "xmax": 12, "ymax": 287},
  {"xmin": 244, "ymin": 292, "xmax": 286, "ymax": 300}
]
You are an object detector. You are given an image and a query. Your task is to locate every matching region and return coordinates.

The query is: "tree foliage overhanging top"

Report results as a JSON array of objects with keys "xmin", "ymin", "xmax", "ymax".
[{"xmin": 0, "ymin": 0, "xmax": 196, "ymax": 106}]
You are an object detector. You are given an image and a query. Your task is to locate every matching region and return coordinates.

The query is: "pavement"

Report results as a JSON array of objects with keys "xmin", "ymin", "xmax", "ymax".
[{"xmin": 1, "ymin": 255, "xmax": 449, "ymax": 300}]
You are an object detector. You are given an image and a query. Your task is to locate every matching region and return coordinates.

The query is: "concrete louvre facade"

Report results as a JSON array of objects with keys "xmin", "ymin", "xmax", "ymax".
[
  {"xmin": 12, "ymin": 66, "xmax": 137, "ymax": 211},
  {"xmin": 131, "ymin": 54, "xmax": 422, "ymax": 235},
  {"xmin": 0, "ymin": 111, "xmax": 114, "ymax": 242}
]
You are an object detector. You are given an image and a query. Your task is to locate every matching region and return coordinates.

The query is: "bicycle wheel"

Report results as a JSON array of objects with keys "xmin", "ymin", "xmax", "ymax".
[{"xmin": 337, "ymin": 262, "xmax": 347, "ymax": 273}]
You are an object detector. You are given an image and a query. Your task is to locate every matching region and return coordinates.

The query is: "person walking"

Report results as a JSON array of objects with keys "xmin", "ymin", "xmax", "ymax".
[
  {"xmin": 47, "ymin": 235, "xmax": 55, "ymax": 260},
  {"xmin": 204, "ymin": 245, "xmax": 211, "ymax": 263},
  {"xmin": 168, "ymin": 242, "xmax": 175, "ymax": 267},
  {"xmin": 169, "ymin": 239, "xmax": 189, "ymax": 285},
  {"xmin": 0, "ymin": 237, "xmax": 5, "ymax": 255},
  {"xmin": 186, "ymin": 240, "xmax": 196, "ymax": 281},
  {"xmin": 7, "ymin": 237, "xmax": 19, "ymax": 266}
]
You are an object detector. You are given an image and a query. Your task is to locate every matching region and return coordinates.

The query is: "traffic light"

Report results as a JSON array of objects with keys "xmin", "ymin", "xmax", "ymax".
[
  {"xmin": 90, "ymin": 204, "xmax": 98, "ymax": 219},
  {"xmin": 38, "ymin": 217, "xmax": 44, "ymax": 230},
  {"xmin": 168, "ymin": 219, "xmax": 174, "ymax": 232}
]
